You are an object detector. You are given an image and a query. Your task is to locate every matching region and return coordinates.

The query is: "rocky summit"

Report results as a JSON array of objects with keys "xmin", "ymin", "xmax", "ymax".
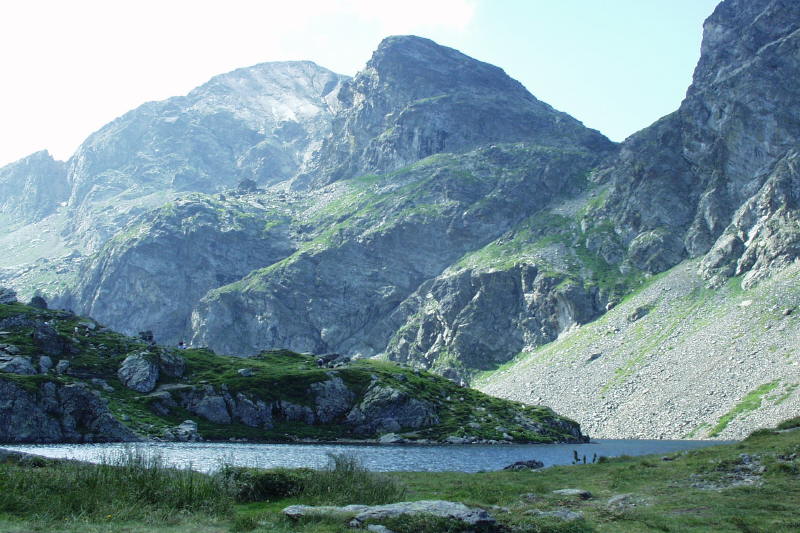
[{"xmin": 1, "ymin": 0, "xmax": 799, "ymax": 440}]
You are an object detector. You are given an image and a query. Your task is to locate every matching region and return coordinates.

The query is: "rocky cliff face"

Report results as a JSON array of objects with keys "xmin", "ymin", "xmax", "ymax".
[
  {"xmin": 0, "ymin": 151, "xmax": 67, "ymax": 227},
  {"xmin": 297, "ymin": 35, "xmax": 613, "ymax": 188},
  {"xmin": 64, "ymin": 61, "xmax": 346, "ymax": 253},
  {"xmin": 596, "ymin": 0, "xmax": 800, "ymax": 276}
]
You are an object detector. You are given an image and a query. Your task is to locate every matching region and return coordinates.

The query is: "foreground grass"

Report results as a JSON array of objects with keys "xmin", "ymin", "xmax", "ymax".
[{"xmin": 1, "ymin": 423, "xmax": 799, "ymax": 532}]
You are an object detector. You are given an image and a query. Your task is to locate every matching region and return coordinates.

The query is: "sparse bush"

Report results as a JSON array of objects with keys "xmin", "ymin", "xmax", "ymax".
[
  {"xmin": 777, "ymin": 416, "xmax": 800, "ymax": 430},
  {"xmin": 302, "ymin": 453, "xmax": 406, "ymax": 505},
  {"xmin": 221, "ymin": 466, "xmax": 312, "ymax": 502}
]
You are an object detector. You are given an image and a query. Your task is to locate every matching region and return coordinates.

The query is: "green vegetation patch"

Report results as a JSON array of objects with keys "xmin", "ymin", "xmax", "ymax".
[{"xmin": 709, "ymin": 381, "xmax": 781, "ymax": 437}]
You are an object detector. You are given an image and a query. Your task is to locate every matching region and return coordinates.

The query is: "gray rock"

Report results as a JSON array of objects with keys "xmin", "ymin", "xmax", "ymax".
[
  {"xmin": 366, "ymin": 525, "xmax": 396, "ymax": 533},
  {"xmin": 606, "ymin": 493, "xmax": 645, "ymax": 512},
  {"xmin": 28, "ymin": 296, "xmax": 48, "ymax": 310},
  {"xmin": 283, "ymin": 500, "xmax": 495, "ymax": 528},
  {"xmin": 237, "ymin": 368, "xmax": 254, "ymax": 377},
  {"xmin": 310, "ymin": 376, "xmax": 355, "ymax": 423},
  {"xmin": 1, "ymin": 344, "xmax": 21, "ymax": 355},
  {"xmin": 172, "ymin": 420, "xmax": 202, "ymax": 442},
  {"xmin": 552, "ymin": 488, "xmax": 592, "ymax": 500},
  {"xmin": 0, "ymin": 287, "xmax": 17, "ymax": 304},
  {"xmin": 146, "ymin": 391, "xmax": 177, "ymax": 416},
  {"xmin": 38, "ymin": 355, "xmax": 53, "ymax": 373},
  {"xmin": 32, "ymin": 323, "xmax": 71, "ymax": 357},
  {"xmin": 345, "ymin": 384, "xmax": 439, "ymax": 435},
  {"xmin": 0, "ymin": 378, "xmax": 138, "ymax": 443},
  {"xmin": 117, "ymin": 352, "xmax": 159, "ymax": 393},
  {"xmin": 0, "ymin": 356, "xmax": 37, "ymax": 375},
  {"xmin": 378, "ymin": 432, "xmax": 405, "ymax": 444},
  {"xmin": 55, "ymin": 359, "xmax": 70, "ymax": 374},
  {"xmin": 503, "ymin": 459, "xmax": 544, "ymax": 471},
  {"xmin": 189, "ymin": 393, "xmax": 231, "ymax": 424},
  {"xmin": 158, "ymin": 351, "xmax": 185, "ymax": 378}
]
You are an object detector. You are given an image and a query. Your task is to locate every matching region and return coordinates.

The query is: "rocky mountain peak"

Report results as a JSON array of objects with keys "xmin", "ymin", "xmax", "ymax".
[
  {"xmin": 298, "ymin": 35, "xmax": 614, "ymax": 188},
  {"xmin": 362, "ymin": 35, "xmax": 532, "ymax": 102},
  {"xmin": 690, "ymin": 0, "xmax": 800, "ymax": 95}
]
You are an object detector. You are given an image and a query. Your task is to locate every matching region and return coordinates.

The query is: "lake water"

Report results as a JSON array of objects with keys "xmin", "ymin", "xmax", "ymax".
[{"xmin": 2, "ymin": 439, "xmax": 732, "ymax": 473}]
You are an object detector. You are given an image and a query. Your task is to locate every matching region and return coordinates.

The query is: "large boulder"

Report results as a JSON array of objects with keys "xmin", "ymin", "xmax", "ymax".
[
  {"xmin": 32, "ymin": 323, "xmax": 73, "ymax": 357},
  {"xmin": 0, "ymin": 356, "xmax": 37, "ymax": 375},
  {"xmin": 283, "ymin": 500, "xmax": 496, "ymax": 529},
  {"xmin": 117, "ymin": 352, "xmax": 159, "ymax": 393},
  {"xmin": 345, "ymin": 384, "xmax": 439, "ymax": 434},
  {"xmin": 310, "ymin": 376, "xmax": 355, "ymax": 423},
  {"xmin": 0, "ymin": 378, "xmax": 138, "ymax": 443}
]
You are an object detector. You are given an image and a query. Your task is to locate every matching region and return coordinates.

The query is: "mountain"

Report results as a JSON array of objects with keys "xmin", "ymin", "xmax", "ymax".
[{"xmin": 1, "ymin": 0, "xmax": 798, "ymax": 439}]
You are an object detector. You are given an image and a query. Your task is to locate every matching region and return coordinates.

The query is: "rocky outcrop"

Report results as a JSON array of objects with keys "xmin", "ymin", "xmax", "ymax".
[
  {"xmin": 118, "ymin": 353, "xmax": 159, "ymax": 393},
  {"xmin": 701, "ymin": 149, "xmax": 800, "ymax": 287},
  {"xmin": 0, "ymin": 287, "xmax": 17, "ymax": 304},
  {"xmin": 0, "ymin": 378, "xmax": 138, "ymax": 443},
  {"xmin": 386, "ymin": 264, "xmax": 604, "ymax": 378},
  {"xmin": 0, "ymin": 151, "xmax": 68, "ymax": 225},
  {"xmin": 345, "ymin": 384, "xmax": 439, "ymax": 434},
  {"xmin": 57, "ymin": 195, "xmax": 296, "ymax": 344}
]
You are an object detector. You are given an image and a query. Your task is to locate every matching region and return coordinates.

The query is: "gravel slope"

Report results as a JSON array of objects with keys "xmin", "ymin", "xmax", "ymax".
[{"xmin": 477, "ymin": 261, "xmax": 800, "ymax": 440}]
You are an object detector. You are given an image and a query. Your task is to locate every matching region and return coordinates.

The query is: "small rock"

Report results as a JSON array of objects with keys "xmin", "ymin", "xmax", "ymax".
[
  {"xmin": 783, "ymin": 308, "xmax": 794, "ymax": 316},
  {"xmin": 39, "ymin": 355, "xmax": 53, "ymax": 373},
  {"xmin": 378, "ymin": 433, "xmax": 405, "ymax": 444},
  {"xmin": 503, "ymin": 459, "xmax": 544, "ymax": 470},
  {"xmin": 173, "ymin": 420, "xmax": 202, "ymax": 442},
  {"xmin": 55, "ymin": 359, "xmax": 71, "ymax": 374},
  {"xmin": 367, "ymin": 525, "xmax": 396, "ymax": 533},
  {"xmin": 237, "ymin": 368, "xmax": 254, "ymax": 377},
  {"xmin": 552, "ymin": 488, "xmax": 593, "ymax": 500},
  {"xmin": 607, "ymin": 493, "xmax": 645, "ymax": 511},
  {"xmin": 587, "ymin": 352, "xmax": 602, "ymax": 362},
  {"xmin": 1, "ymin": 344, "xmax": 21, "ymax": 355},
  {"xmin": 525, "ymin": 508, "xmax": 583, "ymax": 521}
]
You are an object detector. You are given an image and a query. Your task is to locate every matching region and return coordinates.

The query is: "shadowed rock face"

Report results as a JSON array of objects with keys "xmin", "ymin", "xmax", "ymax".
[{"xmin": 600, "ymin": 0, "xmax": 800, "ymax": 273}]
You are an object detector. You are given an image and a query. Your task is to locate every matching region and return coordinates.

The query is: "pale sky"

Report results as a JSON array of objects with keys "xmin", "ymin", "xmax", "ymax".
[{"xmin": 0, "ymin": 0, "xmax": 720, "ymax": 168}]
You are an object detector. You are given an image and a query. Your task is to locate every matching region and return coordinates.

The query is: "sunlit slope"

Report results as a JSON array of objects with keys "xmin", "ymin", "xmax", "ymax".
[{"xmin": 477, "ymin": 261, "xmax": 800, "ymax": 439}]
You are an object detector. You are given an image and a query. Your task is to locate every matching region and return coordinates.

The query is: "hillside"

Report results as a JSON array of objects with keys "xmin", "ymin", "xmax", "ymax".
[{"xmin": 0, "ymin": 293, "xmax": 585, "ymax": 444}]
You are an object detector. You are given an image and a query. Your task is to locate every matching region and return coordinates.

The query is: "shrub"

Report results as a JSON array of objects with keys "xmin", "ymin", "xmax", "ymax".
[
  {"xmin": 220, "ymin": 466, "xmax": 312, "ymax": 503},
  {"xmin": 302, "ymin": 453, "xmax": 407, "ymax": 505}
]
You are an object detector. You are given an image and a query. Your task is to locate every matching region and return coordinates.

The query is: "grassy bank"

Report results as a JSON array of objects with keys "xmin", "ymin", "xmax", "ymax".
[{"xmin": 1, "ymin": 420, "xmax": 799, "ymax": 532}]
